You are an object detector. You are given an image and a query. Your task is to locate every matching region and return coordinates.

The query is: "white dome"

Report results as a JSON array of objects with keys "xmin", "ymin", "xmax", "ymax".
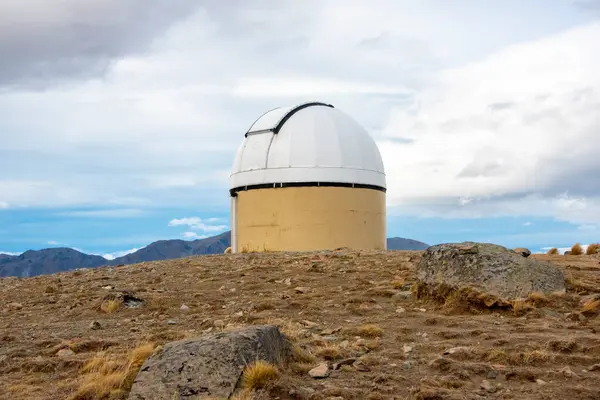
[{"xmin": 230, "ymin": 102, "xmax": 386, "ymax": 192}]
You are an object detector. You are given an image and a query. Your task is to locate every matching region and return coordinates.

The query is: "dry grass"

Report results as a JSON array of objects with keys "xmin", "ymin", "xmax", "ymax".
[
  {"xmin": 512, "ymin": 299, "xmax": 534, "ymax": 316},
  {"xmin": 486, "ymin": 349, "xmax": 554, "ymax": 365},
  {"xmin": 581, "ymin": 299, "xmax": 600, "ymax": 316},
  {"xmin": 230, "ymin": 390, "xmax": 258, "ymax": 400},
  {"xmin": 254, "ymin": 301, "xmax": 276, "ymax": 312},
  {"xmin": 291, "ymin": 345, "xmax": 316, "ymax": 364},
  {"xmin": 3, "ymin": 248, "xmax": 600, "ymax": 400},
  {"xmin": 516, "ymin": 350, "xmax": 554, "ymax": 365},
  {"xmin": 547, "ymin": 247, "xmax": 559, "ymax": 255},
  {"xmin": 267, "ymin": 319, "xmax": 303, "ymax": 342},
  {"xmin": 586, "ymin": 243, "xmax": 600, "ymax": 255},
  {"xmin": 315, "ymin": 344, "xmax": 343, "ymax": 360},
  {"xmin": 391, "ymin": 278, "xmax": 406, "ymax": 289},
  {"xmin": 528, "ymin": 291, "xmax": 549, "ymax": 306},
  {"xmin": 8, "ymin": 384, "xmax": 36, "ymax": 393},
  {"xmin": 571, "ymin": 243, "xmax": 584, "ymax": 256},
  {"xmin": 242, "ymin": 360, "xmax": 280, "ymax": 390},
  {"xmin": 145, "ymin": 295, "xmax": 168, "ymax": 312},
  {"xmin": 353, "ymin": 324, "xmax": 384, "ymax": 338},
  {"xmin": 69, "ymin": 343, "xmax": 156, "ymax": 400},
  {"xmin": 99, "ymin": 299, "xmax": 122, "ymax": 314}
]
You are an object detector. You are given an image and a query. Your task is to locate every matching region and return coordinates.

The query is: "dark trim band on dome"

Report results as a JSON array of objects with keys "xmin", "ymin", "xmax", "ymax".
[
  {"xmin": 229, "ymin": 181, "xmax": 386, "ymax": 197},
  {"xmin": 272, "ymin": 102, "xmax": 334, "ymax": 134},
  {"xmin": 244, "ymin": 102, "xmax": 334, "ymax": 137}
]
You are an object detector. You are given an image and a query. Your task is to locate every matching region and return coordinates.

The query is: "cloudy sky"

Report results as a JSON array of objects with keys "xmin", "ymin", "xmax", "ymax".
[{"xmin": 1, "ymin": 0, "xmax": 599, "ymax": 258}]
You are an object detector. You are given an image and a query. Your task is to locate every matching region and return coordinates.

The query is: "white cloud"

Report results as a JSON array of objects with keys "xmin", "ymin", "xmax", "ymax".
[
  {"xmin": 0, "ymin": 251, "xmax": 21, "ymax": 256},
  {"xmin": 102, "ymin": 248, "xmax": 140, "ymax": 260},
  {"xmin": 578, "ymin": 224, "xmax": 597, "ymax": 231},
  {"xmin": 182, "ymin": 232, "xmax": 208, "ymax": 240},
  {"xmin": 233, "ymin": 77, "xmax": 413, "ymax": 98},
  {"xmin": 56, "ymin": 209, "xmax": 145, "ymax": 218},
  {"xmin": 0, "ymin": 201, "xmax": 8, "ymax": 209},
  {"xmin": 382, "ymin": 21, "xmax": 600, "ymax": 224},
  {"xmin": 168, "ymin": 217, "xmax": 228, "ymax": 234},
  {"xmin": 522, "ymin": 222, "xmax": 532, "ymax": 227},
  {"xmin": 0, "ymin": 0, "xmax": 598, "ymax": 221},
  {"xmin": 47, "ymin": 241, "xmax": 60, "ymax": 245}
]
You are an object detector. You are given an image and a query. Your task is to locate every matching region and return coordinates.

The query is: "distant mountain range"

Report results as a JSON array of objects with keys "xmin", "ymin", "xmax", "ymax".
[{"xmin": 0, "ymin": 232, "xmax": 428, "ymax": 278}]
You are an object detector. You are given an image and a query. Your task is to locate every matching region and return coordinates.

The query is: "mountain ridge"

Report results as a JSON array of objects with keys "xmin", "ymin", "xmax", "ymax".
[{"xmin": 0, "ymin": 231, "xmax": 429, "ymax": 277}]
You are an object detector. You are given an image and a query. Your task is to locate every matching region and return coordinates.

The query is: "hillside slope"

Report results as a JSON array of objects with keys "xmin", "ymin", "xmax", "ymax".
[
  {"xmin": 387, "ymin": 237, "xmax": 429, "ymax": 250},
  {"xmin": 109, "ymin": 230, "xmax": 231, "ymax": 265},
  {"xmin": 0, "ymin": 248, "xmax": 106, "ymax": 278},
  {"xmin": 1, "ymin": 250, "xmax": 599, "ymax": 399}
]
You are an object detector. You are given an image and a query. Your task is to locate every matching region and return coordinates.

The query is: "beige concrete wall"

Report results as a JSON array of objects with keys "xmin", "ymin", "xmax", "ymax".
[{"xmin": 233, "ymin": 186, "xmax": 386, "ymax": 252}]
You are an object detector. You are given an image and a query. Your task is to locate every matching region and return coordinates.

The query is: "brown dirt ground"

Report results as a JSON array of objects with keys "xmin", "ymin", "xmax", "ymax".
[{"xmin": 1, "ymin": 250, "xmax": 600, "ymax": 400}]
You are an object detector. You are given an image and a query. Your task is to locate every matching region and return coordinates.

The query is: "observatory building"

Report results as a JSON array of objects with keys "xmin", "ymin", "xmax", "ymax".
[{"xmin": 229, "ymin": 102, "xmax": 386, "ymax": 253}]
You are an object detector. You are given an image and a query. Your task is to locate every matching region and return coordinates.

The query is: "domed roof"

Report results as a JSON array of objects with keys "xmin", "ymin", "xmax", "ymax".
[{"xmin": 230, "ymin": 102, "xmax": 386, "ymax": 192}]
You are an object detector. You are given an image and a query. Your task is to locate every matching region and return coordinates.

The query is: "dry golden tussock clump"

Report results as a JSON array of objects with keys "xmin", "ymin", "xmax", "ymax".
[
  {"xmin": 99, "ymin": 299, "xmax": 122, "ymax": 314},
  {"xmin": 69, "ymin": 343, "xmax": 156, "ymax": 400},
  {"xmin": 242, "ymin": 360, "xmax": 280, "ymax": 390},
  {"xmin": 485, "ymin": 348, "xmax": 553, "ymax": 365},
  {"xmin": 315, "ymin": 344, "xmax": 343, "ymax": 360},
  {"xmin": 145, "ymin": 295, "xmax": 168, "ymax": 312},
  {"xmin": 511, "ymin": 299, "xmax": 534, "ymax": 316},
  {"xmin": 586, "ymin": 243, "xmax": 600, "ymax": 255},
  {"xmin": 581, "ymin": 298, "xmax": 600, "ymax": 316},
  {"xmin": 546, "ymin": 247, "xmax": 559, "ymax": 255},
  {"xmin": 353, "ymin": 324, "xmax": 384, "ymax": 338},
  {"xmin": 291, "ymin": 344, "xmax": 316, "ymax": 364},
  {"xmin": 391, "ymin": 278, "xmax": 405, "ymax": 289},
  {"xmin": 571, "ymin": 243, "xmax": 583, "ymax": 256},
  {"xmin": 527, "ymin": 291, "xmax": 549, "ymax": 306},
  {"xmin": 264, "ymin": 318, "xmax": 303, "ymax": 342}
]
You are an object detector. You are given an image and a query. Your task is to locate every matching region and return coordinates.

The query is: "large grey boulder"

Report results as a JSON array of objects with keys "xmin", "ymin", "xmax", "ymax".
[
  {"xmin": 416, "ymin": 242, "xmax": 566, "ymax": 300},
  {"xmin": 128, "ymin": 325, "xmax": 291, "ymax": 400}
]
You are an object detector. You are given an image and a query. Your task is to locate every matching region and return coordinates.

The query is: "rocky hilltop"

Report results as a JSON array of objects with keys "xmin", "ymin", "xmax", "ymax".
[{"xmin": 0, "ymin": 247, "xmax": 599, "ymax": 399}]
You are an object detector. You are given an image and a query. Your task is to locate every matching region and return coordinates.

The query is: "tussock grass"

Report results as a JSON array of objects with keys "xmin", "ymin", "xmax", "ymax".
[
  {"xmin": 353, "ymin": 324, "xmax": 384, "ymax": 338},
  {"xmin": 582, "ymin": 298, "xmax": 600, "ymax": 316},
  {"xmin": 566, "ymin": 276, "xmax": 598, "ymax": 293},
  {"xmin": 527, "ymin": 291, "xmax": 549, "ymax": 306},
  {"xmin": 230, "ymin": 390, "xmax": 258, "ymax": 400},
  {"xmin": 254, "ymin": 301, "xmax": 276, "ymax": 312},
  {"xmin": 391, "ymin": 278, "xmax": 406, "ymax": 289},
  {"xmin": 546, "ymin": 340, "xmax": 578, "ymax": 353},
  {"xmin": 486, "ymin": 348, "xmax": 507, "ymax": 362},
  {"xmin": 485, "ymin": 348, "xmax": 554, "ymax": 365},
  {"xmin": 571, "ymin": 243, "xmax": 583, "ymax": 256},
  {"xmin": 512, "ymin": 299, "xmax": 534, "ymax": 316},
  {"xmin": 290, "ymin": 362, "xmax": 314, "ymax": 375},
  {"xmin": 242, "ymin": 360, "xmax": 280, "ymax": 390},
  {"xmin": 100, "ymin": 299, "xmax": 122, "ymax": 314},
  {"xmin": 586, "ymin": 243, "xmax": 600, "ymax": 255},
  {"xmin": 516, "ymin": 350, "xmax": 554, "ymax": 365},
  {"xmin": 265, "ymin": 318, "xmax": 303, "ymax": 342},
  {"xmin": 291, "ymin": 344, "xmax": 316, "ymax": 364},
  {"xmin": 145, "ymin": 295, "xmax": 168, "ymax": 312},
  {"xmin": 546, "ymin": 248, "xmax": 559, "ymax": 255},
  {"xmin": 69, "ymin": 343, "xmax": 157, "ymax": 400},
  {"xmin": 316, "ymin": 344, "xmax": 343, "ymax": 360}
]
